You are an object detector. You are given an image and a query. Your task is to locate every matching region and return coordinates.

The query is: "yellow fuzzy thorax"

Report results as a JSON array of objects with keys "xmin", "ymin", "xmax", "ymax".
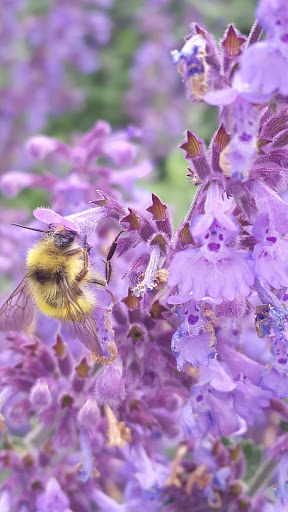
[
  {"xmin": 26, "ymin": 237, "xmax": 83, "ymax": 283},
  {"xmin": 26, "ymin": 235, "xmax": 96, "ymax": 321}
]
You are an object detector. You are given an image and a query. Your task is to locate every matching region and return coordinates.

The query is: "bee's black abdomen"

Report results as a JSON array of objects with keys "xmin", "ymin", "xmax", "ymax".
[
  {"xmin": 31, "ymin": 267, "xmax": 65, "ymax": 284},
  {"xmin": 32, "ymin": 269, "xmax": 53, "ymax": 284}
]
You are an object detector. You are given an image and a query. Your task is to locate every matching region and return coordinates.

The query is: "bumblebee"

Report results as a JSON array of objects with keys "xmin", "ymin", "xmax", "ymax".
[{"xmin": 0, "ymin": 224, "xmax": 122, "ymax": 355}]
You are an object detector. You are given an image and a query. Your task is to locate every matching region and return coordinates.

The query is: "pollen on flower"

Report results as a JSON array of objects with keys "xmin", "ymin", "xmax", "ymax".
[
  {"xmin": 219, "ymin": 145, "xmax": 232, "ymax": 176},
  {"xmin": 90, "ymin": 342, "xmax": 118, "ymax": 366},
  {"xmin": 104, "ymin": 405, "xmax": 132, "ymax": 447},
  {"xmin": 185, "ymin": 464, "xmax": 212, "ymax": 495},
  {"xmin": 154, "ymin": 268, "xmax": 169, "ymax": 289},
  {"xmin": 166, "ymin": 444, "xmax": 187, "ymax": 488},
  {"xmin": 203, "ymin": 321, "xmax": 217, "ymax": 348},
  {"xmin": 132, "ymin": 267, "xmax": 168, "ymax": 297}
]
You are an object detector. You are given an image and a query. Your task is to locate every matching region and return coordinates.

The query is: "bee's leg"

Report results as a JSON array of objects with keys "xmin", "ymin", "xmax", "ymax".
[
  {"xmin": 88, "ymin": 274, "xmax": 115, "ymax": 301},
  {"xmin": 83, "ymin": 235, "xmax": 91, "ymax": 269},
  {"xmin": 106, "ymin": 230, "xmax": 125, "ymax": 262},
  {"xmin": 88, "ymin": 276, "xmax": 107, "ymax": 287},
  {"xmin": 101, "ymin": 258, "xmax": 111, "ymax": 284},
  {"xmin": 64, "ymin": 248, "xmax": 83, "ymax": 257},
  {"xmin": 90, "ymin": 277, "xmax": 115, "ymax": 302},
  {"xmin": 75, "ymin": 267, "xmax": 89, "ymax": 282},
  {"xmin": 104, "ymin": 230, "xmax": 126, "ymax": 284},
  {"xmin": 74, "ymin": 236, "xmax": 91, "ymax": 282}
]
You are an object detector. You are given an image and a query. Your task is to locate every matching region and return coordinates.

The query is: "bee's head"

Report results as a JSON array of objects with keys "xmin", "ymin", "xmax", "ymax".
[{"xmin": 53, "ymin": 228, "xmax": 77, "ymax": 249}]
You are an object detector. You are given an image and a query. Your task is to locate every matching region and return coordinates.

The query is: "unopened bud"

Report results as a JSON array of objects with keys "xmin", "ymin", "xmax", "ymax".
[
  {"xmin": 30, "ymin": 379, "xmax": 52, "ymax": 409},
  {"xmin": 77, "ymin": 399, "xmax": 100, "ymax": 429}
]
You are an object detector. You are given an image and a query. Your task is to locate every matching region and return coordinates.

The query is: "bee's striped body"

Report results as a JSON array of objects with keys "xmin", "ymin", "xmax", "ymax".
[
  {"xmin": 0, "ymin": 224, "xmax": 122, "ymax": 356},
  {"xmin": 26, "ymin": 234, "xmax": 96, "ymax": 321}
]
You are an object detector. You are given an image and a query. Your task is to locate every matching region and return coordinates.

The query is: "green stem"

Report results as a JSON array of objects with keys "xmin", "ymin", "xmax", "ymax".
[{"xmin": 246, "ymin": 458, "xmax": 278, "ymax": 497}]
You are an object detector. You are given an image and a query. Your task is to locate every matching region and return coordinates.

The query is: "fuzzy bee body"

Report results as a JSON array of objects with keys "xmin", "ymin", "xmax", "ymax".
[
  {"xmin": 0, "ymin": 226, "xmax": 108, "ymax": 355},
  {"xmin": 26, "ymin": 234, "xmax": 97, "ymax": 321}
]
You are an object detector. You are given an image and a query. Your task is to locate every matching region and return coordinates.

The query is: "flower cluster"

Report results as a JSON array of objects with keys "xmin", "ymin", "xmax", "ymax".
[
  {"xmin": 1, "ymin": 0, "xmax": 288, "ymax": 510},
  {"xmin": 0, "ymin": 0, "xmax": 112, "ymax": 172}
]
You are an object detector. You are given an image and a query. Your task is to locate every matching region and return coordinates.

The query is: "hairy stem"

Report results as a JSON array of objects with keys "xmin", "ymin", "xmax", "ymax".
[{"xmin": 246, "ymin": 20, "xmax": 262, "ymax": 48}]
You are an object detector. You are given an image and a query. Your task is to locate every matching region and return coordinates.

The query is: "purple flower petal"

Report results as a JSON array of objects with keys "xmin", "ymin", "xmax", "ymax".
[
  {"xmin": 66, "ymin": 207, "xmax": 109, "ymax": 235},
  {"xmin": 208, "ymin": 392, "xmax": 242, "ymax": 437},
  {"xmin": 203, "ymin": 88, "xmax": 238, "ymax": 106},
  {"xmin": 253, "ymin": 239, "xmax": 288, "ymax": 288},
  {"xmin": 35, "ymin": 477, "xmax": 72, "ymax": 512},
  {"xmin": 33, "ymin": 208, "xmax": 78, "ymax": 231},
  {"xmin": 257, "ymin": 0, "xmax": 288, "ymax": 40},
  {"xmin": 199, "ymin": 359, "xmax": 236, "ymax": 392},
  {"xmin": 172, "ymin": 331, "xmax": 215, "ymax": 370},
  {"xmin": 260, "ymin": 368, "xmax": 288, "ymax": 398},
  {"xmin": 251, "ymin": 180, "xmax": 288, "ymax": 236},
  {"xmin": 169, "ymin": 246, "xmax": 254, "ymax": 301},
  {"xmin": 240, "ymin": 42, "xmax": 288, "ymax": 96},
  {"xmin": 26, "ymin": 135, "xmax": 69, "ymax": 160},
  {"xmin": 233, "ymin": 379, "xmax": 272, "ymax": 424}
]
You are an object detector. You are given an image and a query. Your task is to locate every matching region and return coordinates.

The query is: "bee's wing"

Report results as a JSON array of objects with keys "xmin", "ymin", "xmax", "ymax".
[
  {"xmin": 66, "ymin": 316, "xmax": 103, "ymax": 356},
  {"xmin": 59, "ymin": 277, "xmax": 103, "ymax": 356},
  {"xmin": 0, "ymin": 278, "xmax": 34, "ymax": 331}
]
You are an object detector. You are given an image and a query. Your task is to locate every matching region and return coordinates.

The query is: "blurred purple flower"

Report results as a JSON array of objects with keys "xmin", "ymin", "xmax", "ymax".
[{"xmin": 35, "ymin": 477, "xmax": 72, "ymax": 512}]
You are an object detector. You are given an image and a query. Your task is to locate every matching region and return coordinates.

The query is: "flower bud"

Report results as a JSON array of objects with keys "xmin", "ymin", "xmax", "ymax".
[
  {"xmin": 77, "ymin": 399, "xmax": 100, "ymax": 430},
  {"xmin": 26, "ymin": 135, "xmax": 68, "ymax": 160},
  {"xmin": 29, "ymin": 379, "xmax": 52, "ymax": 409},
  {"xmin": 6, "ymin": 399, "xmax": 30, "ymax": 427},
  {"xmin": 95, "ymin": 361, "xmax": 126, "ymax": 408}
]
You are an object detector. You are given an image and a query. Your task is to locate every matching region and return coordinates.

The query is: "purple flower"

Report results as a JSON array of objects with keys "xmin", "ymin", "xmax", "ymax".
[
  {"xmin": 170, "ymin": 300, "xmax": 216, "ymax": 370},
  {"xmin": 240, "ymin": 42, "xmax": 288, "ymax": 96},
  {"xmin": 0, "ymin": 2, "xmax": 113, "ymax": 172},
  {"xmin": 35, "ymin": 477, "xmax": 72, "ymax": 512},
  {"xmin": 238, "ymin": 0, "xmax": 288, "ymax": 96},
  {"xmin": 256, "ymin": 0, "xmax": 288, "ymax": 44},
  {"xmin": 251, "ymin": 181, "xmax": 288, "ymax": 288},
  {"xmin": 181, "ymin": 360, "xmax": 246, "ymax": 439},
  {"xmin": 29, "ymin": 378, "xmax": 52, "ymax": 409},
  {"xmin": 252, "ymin": 213, "xmax": 288, "ymax": 288},
  {"xmin": 204, "ymin": 74, "xmax": 269, "ymax": 180},
  {"xmin": 94, "ymin": 359, "xmax": 126, "ymax": 407},
  {"xmin": 168, "ymin": 182, "xmax": 254, "ymax": 301}
]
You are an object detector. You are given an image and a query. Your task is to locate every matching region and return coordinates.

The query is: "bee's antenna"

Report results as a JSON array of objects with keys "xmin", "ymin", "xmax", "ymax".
[{"xmin": 11, "ymin": 223, "xmax": 48, "ymax": 233}]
